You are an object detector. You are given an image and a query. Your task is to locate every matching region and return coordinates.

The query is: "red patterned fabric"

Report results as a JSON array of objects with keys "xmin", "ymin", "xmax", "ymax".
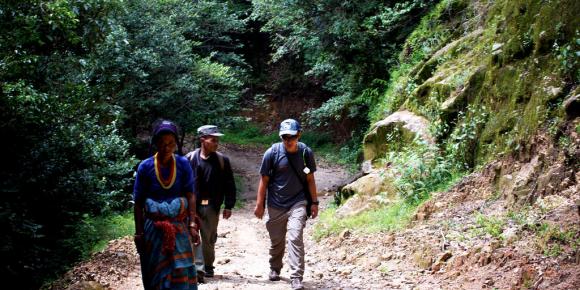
[{"xmin": 147, "ymin": 210, "xmax": 188, "ymax": 255}]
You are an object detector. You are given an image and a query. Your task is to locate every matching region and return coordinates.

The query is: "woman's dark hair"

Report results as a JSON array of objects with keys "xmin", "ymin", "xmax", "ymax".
[{"xmin": 149, "ymin": 119, "xmax": 183, "ymax": 155}]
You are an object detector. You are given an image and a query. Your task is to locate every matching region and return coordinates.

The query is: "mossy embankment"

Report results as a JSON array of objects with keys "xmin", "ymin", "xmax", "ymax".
[
  {"xmin": 370, "ymin": 0, "xmax": 579, "ymax": 169},
  {"xmin": 316, "ymin": 2, "xmax": 579, "ymax": 287},
  {"xmin": 327, "ymin": 0, "xmax": 579, "ymax": 238}
]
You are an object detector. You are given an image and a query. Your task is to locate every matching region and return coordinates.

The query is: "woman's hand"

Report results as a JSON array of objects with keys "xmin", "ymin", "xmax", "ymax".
[
  {"xmin": 189, "ymin": 226, "xmax": 201, "ymax": 246},
  {"xmin": 189, "ymin": 214, "xmax": 201, "ymax": 246}
]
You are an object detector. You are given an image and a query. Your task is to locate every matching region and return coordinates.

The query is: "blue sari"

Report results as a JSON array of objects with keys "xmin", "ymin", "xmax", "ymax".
[{"xmin": 134, "ymin": 155, "xmax": 197, "ymax": 290}]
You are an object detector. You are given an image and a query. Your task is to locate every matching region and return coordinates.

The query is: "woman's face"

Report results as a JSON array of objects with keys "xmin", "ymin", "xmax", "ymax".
[{"xmin": 156, "ymin": 133, "xmax": 177, "ymax": 157}]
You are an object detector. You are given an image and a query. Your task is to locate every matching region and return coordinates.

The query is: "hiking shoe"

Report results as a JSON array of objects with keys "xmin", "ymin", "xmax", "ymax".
[
  {"xmin": 268, "ymin": 269, "xmax": 280, "ymax": 281},
  {"xmin": 197, "ymin": 272, "xmax": 205, "ymax": 284},
  {"xmin": 205, "ymin": 267, "xmax": 214, "ymax": 278},
  {"xmin": 291, "ymin": 278, "xmax": 304, "ymax": 290}
]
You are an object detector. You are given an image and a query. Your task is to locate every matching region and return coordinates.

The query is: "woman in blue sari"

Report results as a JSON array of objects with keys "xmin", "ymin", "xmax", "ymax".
[{"xmin": 133, "ymin": 120, "xmax": 200, "ymax": 290}]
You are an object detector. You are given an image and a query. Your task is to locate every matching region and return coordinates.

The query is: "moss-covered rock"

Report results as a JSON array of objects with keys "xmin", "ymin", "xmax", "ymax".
[
  {"xmin": 336, "ymin": 170, "xmax": 398, "ymax": 218},
  {"xmin": 371, "ymin": 0, "xmax": 579, "ymax": 171},
  {"xmin": 363, "ymin": 110, "xmax": 434, "ymax": 161}
]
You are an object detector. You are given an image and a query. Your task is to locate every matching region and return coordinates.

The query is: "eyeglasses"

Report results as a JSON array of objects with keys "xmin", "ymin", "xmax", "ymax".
[{"xmin": 281, "ymin": 134, "xmax": 298, "ymax": 141}]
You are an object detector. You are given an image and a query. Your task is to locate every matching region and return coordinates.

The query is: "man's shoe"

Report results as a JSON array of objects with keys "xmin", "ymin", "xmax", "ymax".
[
  {"xmin": 268, "ymin": 269, "xmax": 280, "ymax": 281},
  {"xmin": 197, "ymin": 271, "xmax": 205, "ymax": 284},
  {"xmin": 205, "ymin": 267, "xmax": 214, "ymax": 278},
  {"xmin": 290, "ymin": 278, "xmax": 304, "ymax": 290}
]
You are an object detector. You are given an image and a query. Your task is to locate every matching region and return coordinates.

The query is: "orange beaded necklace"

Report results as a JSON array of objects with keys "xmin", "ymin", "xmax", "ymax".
[{"xmin": 154, "ymin": 153, "xmax": 176, "ymax": 189}]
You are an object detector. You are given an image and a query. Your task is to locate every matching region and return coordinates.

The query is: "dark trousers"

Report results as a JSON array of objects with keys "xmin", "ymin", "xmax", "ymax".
[{"xmin": 194, "ymin": 205, "xmax": 219, "ymax": 273}]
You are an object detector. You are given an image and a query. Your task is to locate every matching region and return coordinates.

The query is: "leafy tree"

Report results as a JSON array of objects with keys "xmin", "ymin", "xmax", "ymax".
[
  {"xmin": 0, "ymin": 1, "xmax": 137, "ymax": 287},
  {"xmin": 0, "ymin": 82, "xmax": 135, "ymax": 285},
  {"xmin": 89, "ymin": 0, "xmax": 247, "ymax": 150},
  {"xmin": 251, "ymin": 0, "xmax": 434, "ymax": 132},
  {"xmin": 1, "ymin": 0, "xmax": 251, "ymax": 285}
]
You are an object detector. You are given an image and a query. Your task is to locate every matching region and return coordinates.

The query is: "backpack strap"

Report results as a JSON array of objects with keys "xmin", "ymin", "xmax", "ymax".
[
  {"xmin": 268, "ymin": 143, "xmax": 280, "ymax": 177},
  {"xmin": 215, "ymin": 151, "xmax": 225, "ymax": 171},
  {"xmin": 300, "ymin": 144, "xmax": 308, "ymax": 168},
  {"xmin": 269, "ymin": 142, "xmax": 310, "ymax": 177},
  {"xmin": 283, "ymin": 143, "xmax": 314, "ymax": 218},
  {"xmin": 187, "ymin": 148, "xmax": 224, "ymax": 171},
  {"xmin": 186, "ymin": 148, "xmax": 200, "ymax": 166}
]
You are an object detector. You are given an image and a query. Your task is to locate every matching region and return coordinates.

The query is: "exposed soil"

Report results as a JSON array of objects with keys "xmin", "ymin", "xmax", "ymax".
[{"xmin": 50, "ymin": 138, "xmax": 579, "ymax": 290}]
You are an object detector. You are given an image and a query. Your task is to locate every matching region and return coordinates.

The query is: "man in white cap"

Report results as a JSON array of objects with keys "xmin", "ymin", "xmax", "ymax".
[
  {"xmin": 186, "ymin": 125, "xmax": 236, "ymax": 282},
  {"xmin": 254, "ymin": 118, "xmax": 319, "ymax": 290}
]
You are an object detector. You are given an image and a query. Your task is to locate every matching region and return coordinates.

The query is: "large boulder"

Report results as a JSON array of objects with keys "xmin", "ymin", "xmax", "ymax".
[
  {"xmin": 363, "ymin": 111, "xmax": 434, "ymax": 161},
  {"xmin": 335, "ymin": 170, "xmax": 398, "ymax": 218},
  {"xmin": 440, "ymin": 65, "xmax": 487, "ymax": 114}
]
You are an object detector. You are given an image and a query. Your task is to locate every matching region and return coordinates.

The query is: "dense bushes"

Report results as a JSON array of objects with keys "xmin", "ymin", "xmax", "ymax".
[
  {"xmin": 0, "ymin": 80, "xmax": 135, "ymax": 287},
  {"xmin": 0, "ymin": 0, "xmax": 248, "ymax": 287},
  {"xmin": 90, "ymin": 0, "xmax": 247, "ymax": 143},
  {"xmin": 251, "ymin": 0, "xmax": 436, "ymax": 131}
]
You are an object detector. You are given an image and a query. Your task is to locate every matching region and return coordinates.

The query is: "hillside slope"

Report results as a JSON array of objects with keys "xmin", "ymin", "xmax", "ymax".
[
  {"xmin": 331, "ymin": 0, "xmax": 579, "ymax": 288},
  {"xmin": 366, "ymin": 0, "xmax": 578, "ymax": 166}
]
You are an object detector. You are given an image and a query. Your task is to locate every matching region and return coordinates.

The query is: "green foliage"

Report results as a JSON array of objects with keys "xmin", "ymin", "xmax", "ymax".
[
  {"xmin": 303, "ymin": 130, "xmax": 361, "ymax": 172},
  {"xmin": 90, "ymin": 0, "xmax": 247, "ymax": 140},
  {"xmin": 69, "ymin": 211, "xmax": 135, "ymax": 255},
  {"xmin": 0, "ymin": 0, "xmax": 249, "ymax": 287},
  {"xmin": 252, "ymin": 0, "xmax": 435, "ymax": 131},
  {"xmin": 532, "ymin": 222, "xmax": 579, "ymax": 258},
  {"xmin": 475, "ymin": 212, "xmax": 506, "ymax": 239},
  {"xmin": 183, "ymin": 0, "xmax": 248, "ymax": 67},
  {"xmin": 320, "ymin": 124, "xmax": 464, "ymax": 239},
  {"xmin": 506, "ymin": 208, "xmax": 580, "ymax": 257},
  {"xmin": 370, "ymin": 0, "xmax": 460, "ymax": 121},
  {"xmin": 317, "ymin": 139, "xmax": 462, "ymax": 239},
  {"xmin": 0, "ymin": 0, "xmax": 123, "ymax": 83},
  {"xmin": 299, "ymin": 131, "xmax": 333, "ymax": 149},
  {"xmin": 378, "ymin": 138, "xmax": 459, "ymax": 205},
  {"xmin": 335, "ymin": 138, "xmax": 364, "ymax": 171},
  {"xmin": 445, "ymin": 105, "xmax": 490, "ymax": 170},
  {"xmin": 314, "ymin": 200, "xmax": 415, "ymax": 241},
  {"xmin": 1, "ymin": 81, "xmax": 136, "ymax": 287},
  {"xmin": 372, "ymin": 0, "xmax": 580, "ymax": 179},
  {"xmin": 221, "ymin": 120, "xmax": 279, "ymax": 146},
  {"xmin": 553, "ymin": 29, "xmax": 580, "ymax": 81}
]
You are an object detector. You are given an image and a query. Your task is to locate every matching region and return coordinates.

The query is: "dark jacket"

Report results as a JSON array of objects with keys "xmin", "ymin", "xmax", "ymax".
[{"xmin": 187, "ymin": 149, "xmax": 236, "ymax": 210}]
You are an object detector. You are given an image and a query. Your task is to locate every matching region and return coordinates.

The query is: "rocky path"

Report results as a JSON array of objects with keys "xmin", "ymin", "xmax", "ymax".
[
  {"xmin": 51, "ymin": 140, "xmax": 580, "ymax": 290},
  {"xmin": 86, "ymin": 143, "xmax": 351, "ymax": 290}
]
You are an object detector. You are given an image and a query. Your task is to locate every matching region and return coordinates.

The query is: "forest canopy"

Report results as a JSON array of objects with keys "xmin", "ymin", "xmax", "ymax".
[{"xmin": 1, "ymin": 0, "xmax": 440, "ymax": 287}]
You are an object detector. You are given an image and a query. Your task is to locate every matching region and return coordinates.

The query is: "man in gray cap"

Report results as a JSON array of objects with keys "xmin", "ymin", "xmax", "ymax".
[
  {"xmin": 254, "ymin": 118, "xmax": 318, "ymax": 290},
  {"xmin": 186, "ymin": 125, "xmax": 236, "ymax": 282}
]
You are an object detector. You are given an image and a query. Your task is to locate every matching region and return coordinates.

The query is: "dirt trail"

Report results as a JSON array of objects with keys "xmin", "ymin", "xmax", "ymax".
[
  {"xmin": 116, "ymin": 144, "xmax": 350, "ymax": 290},
  {"xmin": 50, "ymin": 138, "xmax": 580, "ymax": 290}
]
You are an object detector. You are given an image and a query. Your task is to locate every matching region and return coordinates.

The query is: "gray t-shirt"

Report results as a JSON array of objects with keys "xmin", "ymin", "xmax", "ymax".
[{"xmin": 259, "ymin": 142, "xmax": 317, "ymax": 209}]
